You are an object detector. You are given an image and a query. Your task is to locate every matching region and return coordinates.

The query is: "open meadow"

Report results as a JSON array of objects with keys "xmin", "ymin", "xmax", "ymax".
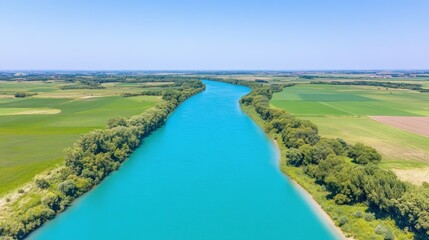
[
  {"xmin": 0, "ymin": 80, "xmax": 163, "ymax": 195},
  {"xmin": 270, "ymin": 83, "xmax": 429, "ymax": 184}
]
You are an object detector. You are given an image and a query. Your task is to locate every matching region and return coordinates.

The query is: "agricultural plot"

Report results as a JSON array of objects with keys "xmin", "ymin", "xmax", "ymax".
[
  {"xmin": 0, "ymin": 81, "xmax": 162, "ymax": 195},
  {"xmin": 271, "ymin": 84, "xmax": 429, "ymax": 116},
  {"xmin": 370, "ymin": 116, "xmax": 429, "ymax": 138},
  {"xmin": 271, "ymin": 84, "xmax": 429, "ymax": 183}
]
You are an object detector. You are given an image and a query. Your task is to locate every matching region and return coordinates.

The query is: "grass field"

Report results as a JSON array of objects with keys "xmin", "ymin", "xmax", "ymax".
[
  {"xmin": 0, "ymin": 81, "xmax": 162, "ymax": 195},
  {"xmin": 271, "ymin": 84, "xmax": 429, "ymax": 183},
  {"xmin": 271, "ymin": 84, "xmax": 429, "ymax": 116}
]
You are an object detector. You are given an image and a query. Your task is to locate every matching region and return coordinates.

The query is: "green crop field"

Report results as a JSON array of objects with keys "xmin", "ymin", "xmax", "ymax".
[
  {"xmin": 271, "ymin": 84, "xmax": 429, "ymax": 175},
  {"xmin": 0, "ymin": 81, "xmax": 162, "ymax": 195},
  {"xmin": 271, "ymin": 84, "xmax": 429, "ymax": 116}
]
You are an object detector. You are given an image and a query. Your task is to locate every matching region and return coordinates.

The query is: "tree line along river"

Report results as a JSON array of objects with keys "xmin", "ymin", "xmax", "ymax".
[{"xmin": 30, "ymin": 81, "xmax": 338, "ymax": 239}]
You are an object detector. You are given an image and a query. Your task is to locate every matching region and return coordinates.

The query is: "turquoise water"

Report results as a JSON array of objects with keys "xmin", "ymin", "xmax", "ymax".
[{"xmin": 31, "ymin": 81, "xmax": 337, "ymax": 240}]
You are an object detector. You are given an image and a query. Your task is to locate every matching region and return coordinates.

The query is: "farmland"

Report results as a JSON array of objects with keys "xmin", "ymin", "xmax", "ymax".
[
  {"xmin": 270, "ymin": 83, "xmax": 429, "ymax": 183},
  {"xmin": 0, "ymin": 80, "xmax": 162, "ymax": 195}
]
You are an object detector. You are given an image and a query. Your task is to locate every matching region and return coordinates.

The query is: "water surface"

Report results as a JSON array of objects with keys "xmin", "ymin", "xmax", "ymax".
[{"xmin": 32, "ymin": 81, "xmax": 336, "ymax": 239}]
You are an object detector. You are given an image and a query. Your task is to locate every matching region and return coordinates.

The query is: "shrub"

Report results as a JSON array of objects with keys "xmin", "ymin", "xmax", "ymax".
[
  {"xmin": 353, "ymin": 210, "xmax": 363, "ymax": 218},
  {"xmin": 14, "ymin": 92, "xmax": 27, "ymax": 98},
  {"xmin": 339, "ymin": 217, "xmax": 348, "ymax": 226},
  {"xmin": 384, "ymin": 228, "xmax": 395, "ymax": 240},
  {"xmin": 375, "ymin": 224, "xmax": 387, "ymax": 235},
  {"xmin": 35, "ymin": 178, "xmax": 50, "ymax": 189},
  {"xmin": 334, "ymin": 194, "xmax": 349, "ymax": 205},
  {"xmin": 364, "ymin": 212, "xmax": 376, "ymax": 222}
]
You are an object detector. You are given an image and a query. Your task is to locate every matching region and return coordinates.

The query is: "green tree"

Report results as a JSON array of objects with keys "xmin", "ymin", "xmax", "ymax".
[
  {"xmin": 395, "ymin": 187, "xmax": 429, "ymax": 237},
  {"xmin": 41, "ymin": 192, "xmax": 62, "ymax": 211},
  {"xmin": 285, "ymin": 148, "xmax": 303, "ymax": 166},
  {"xmin": 107, "ymin": 117, "xmax": 128, "ymax": 128},
  {"xmin": 348, "ymin": 143, "xmax": 381, "ymax": 164},
  {"xmin": 362, "ymin": 165, "xmax": 406, "ymax": 211},
  {"xmin": 58, "ymin": 180, "xmax": 77, "ymax": 197}
]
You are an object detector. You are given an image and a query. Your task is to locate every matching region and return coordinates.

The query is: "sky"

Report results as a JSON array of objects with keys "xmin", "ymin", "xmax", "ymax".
[{"xmin": 0, "ymin": 0, "xmax": 428, "ymax": 70}]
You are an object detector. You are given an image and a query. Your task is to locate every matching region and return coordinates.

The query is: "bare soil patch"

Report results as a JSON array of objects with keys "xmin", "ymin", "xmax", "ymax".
[
  {"xmin": 0, "ymin": 108, "xmax": 61, "ymax": 116},
  {"xmin": 0, "ymin": 183, "xmax": 33, "ymax": 212},
  {"xmin": 80, "ymin": 95, "xmax": 102, "ymax": 99},
  {"xmin": 392, "ymin": 167, "xmax": 429, "ymax": 185},
  {"xmin": 18, "ymin": 109, "xmax": 61, "ymax": 115},
  {"xmin": 370, "ymin": 116, "xmax": 429, "ymax": 138}
]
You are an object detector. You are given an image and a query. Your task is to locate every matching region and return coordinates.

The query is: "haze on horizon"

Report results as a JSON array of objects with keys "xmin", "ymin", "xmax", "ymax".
[{"xmin": 1, "ymin": 0, "xmax": 428, "ymax": 70}]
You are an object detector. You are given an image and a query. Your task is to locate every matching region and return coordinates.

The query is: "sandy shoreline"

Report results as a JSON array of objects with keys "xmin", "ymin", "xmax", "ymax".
[
  {"xmin": 291, "ymin": 180, "xmax": 350, "ymax": 240},
  {"xmin": 270, "ymin": 139, "xmax": 349, "ymax": 240}
]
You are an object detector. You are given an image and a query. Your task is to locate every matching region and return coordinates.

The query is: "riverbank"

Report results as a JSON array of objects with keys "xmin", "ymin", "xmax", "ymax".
[
  {"xmin": 291, "ymin": 180, "xmax": 349, "ymax": 240},
  {"xmin": 0, "ymin": 81, "xmax": 205, "ymax": 239},
  {"xmin": 242, "ymin": 104, "xmax": 348, "ymax": 239},
  {"xmin": 233, "ymin": 80, "xmax": 415, "ymax": 239},
  {"xmin": 273, "ymin": 140, "xmax": 348, "ymax": 239}
]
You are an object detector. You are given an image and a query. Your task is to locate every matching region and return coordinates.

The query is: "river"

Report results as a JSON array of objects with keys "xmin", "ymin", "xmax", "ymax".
[{"xmin": 31, "ymin": 80, "xmax": 337, "ymax": 239}]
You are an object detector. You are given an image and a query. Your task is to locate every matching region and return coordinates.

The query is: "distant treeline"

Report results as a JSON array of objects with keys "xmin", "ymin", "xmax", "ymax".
[
  {"xmin": 121, "ymin": 76, "xmax": 203, "ymax": 83},
  {"xmin": 121, "ymin": 81, "xmax": 204, "ymax": 97},
  {"xmin": 300, "ymin": 75, "xmax": 371, "ymax": 80},
  {"xmin": 204, "ymin": 77, "xmax": 293, "ymax": 91},
  {"xmin": 0, "ymin": 79, "xmax": 205, "ymax": 239},
  {"xmin": 60, "ymin": 80, "xmax": 105, "ymax": 90},
  {"xmin": 299, "ymin": 74, "xmax": 429, "ymax": 80},
  {"xmin": 311, "ymin": 80, "xmax": 429, "ymax": 92},
  {"xmin": 214, "ymin": 78, "xmax": 429, "ymax": 239},
  {"xmin": 0, "ymin": 73, "xmax": 205, "ymax": 84}
]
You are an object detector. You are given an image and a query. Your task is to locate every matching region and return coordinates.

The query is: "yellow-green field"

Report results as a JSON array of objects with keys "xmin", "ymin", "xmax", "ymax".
[
  {"xmin": 271, "ymin": 84, "xmax": 429, "ymax": 183},
  {"xmin": 0, "ymin": 81, "xmax": 162, "ymax": 195}
]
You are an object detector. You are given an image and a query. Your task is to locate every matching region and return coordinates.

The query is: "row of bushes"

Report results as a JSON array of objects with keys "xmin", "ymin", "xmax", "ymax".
[
  {"xmin": 14, "ymin": 92, "xmax": 37, "ymax": 98},
  {"xmin": 60, "ymin": 80, "xmax": 105, "ymax": 90},
  {"xmin": 121, "ymin": 90, "xmax": 164, "ymax": 97},
  {"xmin": 138, "ymin": 84, "xmax": 175, "ymax": 88},
  {"xmin": 0, "ymin": 80, "xmax": 205, "ymax": 239},
  {"xmin": 216, "ymin": 78, "xmax": 429, "ymax": 239}
]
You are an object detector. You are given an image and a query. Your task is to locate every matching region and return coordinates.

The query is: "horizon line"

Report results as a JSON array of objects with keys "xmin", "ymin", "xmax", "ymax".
[{"xmin": 1, "ymin": 69, "xmax": 429, "ymax": 72}]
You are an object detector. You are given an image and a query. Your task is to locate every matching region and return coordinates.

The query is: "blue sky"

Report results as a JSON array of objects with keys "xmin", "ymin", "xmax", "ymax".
[{"xmin": 0, "ymin": 0, "xmax": 428, "ymax": 70}]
